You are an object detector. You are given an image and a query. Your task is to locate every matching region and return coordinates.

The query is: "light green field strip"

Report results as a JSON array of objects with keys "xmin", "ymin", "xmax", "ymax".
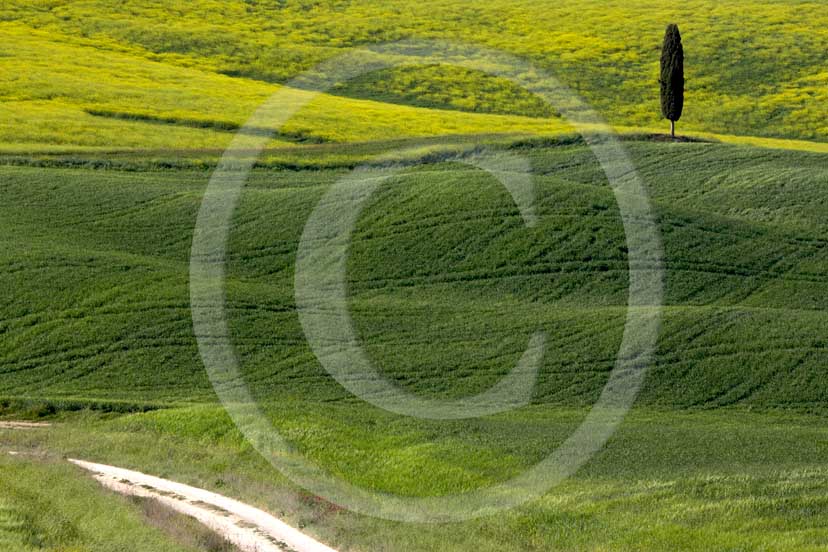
[
  {"xmin": 701, "ymin": 133, "xmax": 828, "ymax": 155},
  {"xmin": 617, "ymin": 125, "xmax": 828, "ymax": 154}
]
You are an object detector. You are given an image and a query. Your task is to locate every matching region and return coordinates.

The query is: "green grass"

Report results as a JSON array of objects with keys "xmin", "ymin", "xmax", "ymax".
[
  {"xmin": 5, "ymin": 406, "xmax": 828, "ymax": 551},
  {"xmin": 3, "ymin": 2, "xmax": 828, "ymax": 549},
  {"xmin": 128, "ymin": 496, "xmax": 240, "ymax": 552},
  {"xmin": 0, "ymin": 138, "xmax": 826, "ymax": 550},
  {"xmin": 1, "ymin": 140, "xmax": 825, "ymax": 408},
  {"xmin": 0, "ymin": 453, "xmax": 212, "ymax": 552}
]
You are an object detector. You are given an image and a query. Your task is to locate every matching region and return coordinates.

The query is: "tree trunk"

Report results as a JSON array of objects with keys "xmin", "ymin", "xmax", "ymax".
[{"xmin": 670, "ymin": 120, "xmax": 676, "ymax": 139}]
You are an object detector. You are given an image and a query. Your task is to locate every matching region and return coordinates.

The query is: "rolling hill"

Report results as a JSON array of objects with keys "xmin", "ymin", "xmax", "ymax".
[
  {"xmin": 1, "ymin": 139, "xmax": 825, "ymax": 409},
  {"xmin": 2, "ymin": 138, "xmax": 827, "ymax": 550},
  {"xmin": 2, "ymin": 1, "xmax": 828, "ymax": 550},
  {"xmin": 2, "ymin": 0, "xmax": 827, "ymax": 152}
]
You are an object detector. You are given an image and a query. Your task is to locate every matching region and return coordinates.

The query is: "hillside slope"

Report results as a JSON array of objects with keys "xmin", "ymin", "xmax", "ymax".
[
  {"xmin": 2, "ymin": 0, "xmax": 826, "ymax": 151},
  {"xmin": 1, "ymin": 140, "xmax": 825, "ymax": 410}
]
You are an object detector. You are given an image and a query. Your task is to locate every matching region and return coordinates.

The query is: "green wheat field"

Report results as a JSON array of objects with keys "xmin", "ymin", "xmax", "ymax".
[{"xmin": 1, "ymin": 1, "xmax": 827, "ymax": 551}]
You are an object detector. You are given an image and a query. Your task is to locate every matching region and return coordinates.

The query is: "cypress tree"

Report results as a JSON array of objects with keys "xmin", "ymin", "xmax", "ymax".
[{"xmin": 660, "ymin": 24, "xmax": 684, "ymax": 138}]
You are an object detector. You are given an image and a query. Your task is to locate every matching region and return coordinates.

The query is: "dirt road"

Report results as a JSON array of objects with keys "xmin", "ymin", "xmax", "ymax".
[
  {"xmin": 0, "ymin": 421, "xmax": 51, "ymax": 429},
  {"xmin": 70, "ymin": 459, "xmax": 339, "ymax": 552}
]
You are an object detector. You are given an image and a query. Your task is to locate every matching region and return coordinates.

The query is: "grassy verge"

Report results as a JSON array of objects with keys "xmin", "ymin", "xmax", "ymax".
[
  {"xmin": 0, "ymin": 453, "xmax": 213, "ymax": 552},
  {"xmin": 128, "ymin": 496, "xmax": 240, "ymax": 552},
  {"xmin": 4, "ymin": 405, "xmax": 828, "ymax": 551}
]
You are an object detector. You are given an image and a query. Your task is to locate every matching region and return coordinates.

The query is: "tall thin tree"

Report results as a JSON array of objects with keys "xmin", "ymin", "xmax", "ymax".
[{"xmin": 660, "ymin": 24, "xmax": 684, "ymax": 138}]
